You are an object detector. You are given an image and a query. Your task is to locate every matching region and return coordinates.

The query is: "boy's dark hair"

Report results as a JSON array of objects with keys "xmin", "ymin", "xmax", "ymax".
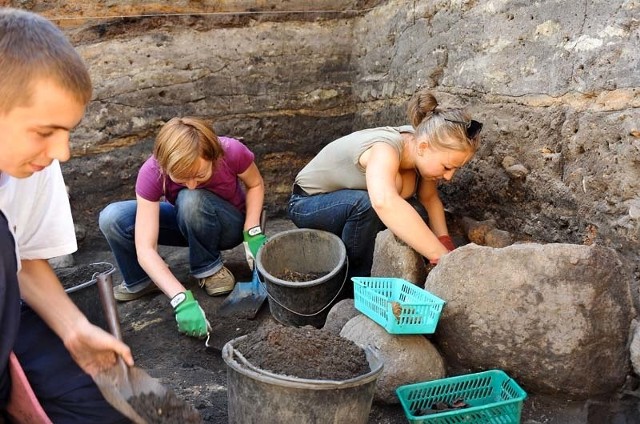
[{"xmin": 0, "ymin": 8, "xmax": 92, "ymax": 114}]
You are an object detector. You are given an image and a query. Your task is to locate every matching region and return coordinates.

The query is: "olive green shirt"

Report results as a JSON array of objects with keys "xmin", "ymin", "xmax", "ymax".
[{"xmin": 295, "ymin": 125, "xmax": 415, "ymax": 195}]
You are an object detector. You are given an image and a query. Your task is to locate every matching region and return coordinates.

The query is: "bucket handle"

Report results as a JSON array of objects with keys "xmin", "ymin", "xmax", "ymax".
[
  {"xmin": 261, "ymin": 257, "xmax": 349, "ymax": 318},
  {"xmin": 88, "ymin": 261, "xmax": 116, "ymax": 280},
  {"xmin": 229, "ymin": 338, "xmax": 376, "ymax": 386}
]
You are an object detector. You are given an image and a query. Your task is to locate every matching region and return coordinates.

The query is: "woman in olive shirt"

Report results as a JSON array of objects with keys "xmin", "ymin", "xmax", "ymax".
[{"xmin": 288, "ymin": 88, "xmax": 482, "ymax": 279}]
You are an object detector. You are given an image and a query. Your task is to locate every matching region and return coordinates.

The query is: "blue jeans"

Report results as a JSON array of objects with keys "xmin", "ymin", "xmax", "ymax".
[
  {"xmin": 13, "ymin": 304, "xmax": 128, "ymax": 423},
  {"xmin": 287, "ymin": 190, "xmax": 429, "ymax": 279},
  {"xmin": 99, "ymin": 189, "xmax": 244, "ymax": 290}
]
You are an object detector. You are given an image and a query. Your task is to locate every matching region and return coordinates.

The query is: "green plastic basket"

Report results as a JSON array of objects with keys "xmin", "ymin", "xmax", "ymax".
[
  {"xmin": 396, "ymin": 370, "xmax": 527, "ymax": 424},
  {"xmin": 352, "ymin": 277, "xmax": 445, "ymax": 334}
]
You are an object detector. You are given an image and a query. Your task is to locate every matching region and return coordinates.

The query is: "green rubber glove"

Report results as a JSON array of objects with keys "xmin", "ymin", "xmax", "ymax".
[
  {"xmin": 171, "ymin": 290, "xmax": 210, "ymax": 338},
  {"xmin": 243, "ymin": 226, "xmax": 267, "ymax": 269}
]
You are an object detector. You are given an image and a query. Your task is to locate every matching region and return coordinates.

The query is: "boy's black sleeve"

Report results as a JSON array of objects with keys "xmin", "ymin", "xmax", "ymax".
[{"xmin": 0, "ymin": 211, "xmax": 20, "ymax": 409}]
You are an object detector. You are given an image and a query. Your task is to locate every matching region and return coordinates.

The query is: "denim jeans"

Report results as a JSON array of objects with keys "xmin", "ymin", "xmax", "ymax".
[
  {"xmin": 287, "ymin": 189, "xmax": 429, "ymax": 280},
  {"xmin": 99, "ymin": 189, "xmax": 244, "ymax": 290},
  {"xmin": 12, "ymin": 304, "xmax": 128, "ymax": 424}
]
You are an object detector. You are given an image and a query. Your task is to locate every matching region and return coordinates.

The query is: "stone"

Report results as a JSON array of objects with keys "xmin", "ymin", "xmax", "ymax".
[
  {"xmin": 502, "ymin": 155, "xmax": 518, "ymax": 169},
  {"xmin": 371, "ymin": 229, "xmax": 427, "ymax": 284},
  {"xmin": 629, "ymin": 199, "xmax": 640, "ymax": 220},
  {"xmin": 425, "ymin": 243, "xmax": 633, "ymax": 399},
  {"xmin": 505, "ymin": 164, "xmax": 529, "ymax": 178},
  {"xmin": 461, "ymin": 217, "xmax": 496, "ymax": 246},
  {"xmin": 322, "ymin": 299, "xmax": 360, "ymax": 335},
  {"xmin": 340, "ymin": 315, "xmax": 445, "ymax": 404},
  {"xmin": 630, "ymin": 320, "xmax": 640, "ymax": 377},
  {"xmin": 484, "ymin": 228, "xmax": 513, "ymax": 248}
]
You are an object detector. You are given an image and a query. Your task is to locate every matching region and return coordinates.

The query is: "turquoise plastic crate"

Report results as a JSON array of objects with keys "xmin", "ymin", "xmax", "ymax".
[
  {"xmin": 352, "ymin": 277, "xmax": 445, "ymax": 334},
  {"xmin": 396, "ymin": 370, "xmax": 527, "ymax": 424}
]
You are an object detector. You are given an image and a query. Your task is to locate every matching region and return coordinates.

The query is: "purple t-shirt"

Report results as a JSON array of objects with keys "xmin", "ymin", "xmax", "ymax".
[{"xmin": 135, "ymin": 136, "xmax": 254, "ymax": 212}]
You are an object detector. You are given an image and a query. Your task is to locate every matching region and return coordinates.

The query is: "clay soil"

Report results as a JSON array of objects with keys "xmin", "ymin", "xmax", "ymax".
[{"xmin": 64, "ymin": 218, "xmax": 639, "ymax": 424}]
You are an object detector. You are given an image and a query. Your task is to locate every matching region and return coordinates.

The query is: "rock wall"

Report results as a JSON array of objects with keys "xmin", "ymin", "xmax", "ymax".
[
  {"xmin": 350, "ymin": 0, "xmax": 640, "ymax": 295},
  {"xmin": 65, "ymin": 13, "xmax": 357, "ymax": 238},
  {"xmin": 6, "ymin": 1, "xmax": 638, "ymax": 293},
  {"xmin": 9, "ymin": 1, "xmax": 374, "ymax": 241}
]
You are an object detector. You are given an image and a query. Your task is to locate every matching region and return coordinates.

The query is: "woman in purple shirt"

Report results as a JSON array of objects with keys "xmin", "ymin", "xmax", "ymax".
[{"xmin": 99, "ymin": 117, "xmax": 266, "ymax": 338}]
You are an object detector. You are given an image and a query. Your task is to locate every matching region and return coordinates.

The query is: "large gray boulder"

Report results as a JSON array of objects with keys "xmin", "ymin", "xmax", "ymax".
[{"xmin": 425, "ymin": 243, "xmax": 633, "ymax": 399}]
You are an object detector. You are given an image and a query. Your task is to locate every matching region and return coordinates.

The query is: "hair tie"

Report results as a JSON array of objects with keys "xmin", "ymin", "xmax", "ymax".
[{"xmin": 420, "ymin": 110, "xmax": 435, "ymax": 125}]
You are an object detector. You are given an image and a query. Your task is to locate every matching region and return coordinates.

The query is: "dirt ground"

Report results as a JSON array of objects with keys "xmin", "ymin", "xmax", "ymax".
[{"xmin": 65, "ymin": 218, "xmax": 640, "ymax": 424}]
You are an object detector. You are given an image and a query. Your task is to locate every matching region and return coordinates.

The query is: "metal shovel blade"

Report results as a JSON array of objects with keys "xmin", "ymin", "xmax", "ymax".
[
  {"xmin": 93, "ymin": 272, "xmax": 168, "ymax": 424},
  {"xmin": 93, "ymin": 361, "xmax": 150, "ymax": 424},
  {"xmin": 217, "ymin": 266, "xmax": 267, "ymax": 319}
]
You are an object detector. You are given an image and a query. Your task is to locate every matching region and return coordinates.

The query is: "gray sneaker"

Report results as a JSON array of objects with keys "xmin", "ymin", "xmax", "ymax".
[
  {"xmin": 113, "ymin": 282, "xmax": 161, "ymax": 302},
  {"xmin": 199, "ymin": 266, "xmax": 235, "ymax": 296}
]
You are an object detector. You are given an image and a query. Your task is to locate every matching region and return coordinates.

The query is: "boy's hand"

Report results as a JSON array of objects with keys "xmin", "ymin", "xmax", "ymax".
[
  {"xmin": 63, "ymin": 321, "xmax": 134, "ymax": 376},
  {"xmin": 243, "ymin": 226, "xmax": 267, "ymax": 269},
  {"xmin": 171, "ymin": 290, "xmax": 210, "ymax": 338}
]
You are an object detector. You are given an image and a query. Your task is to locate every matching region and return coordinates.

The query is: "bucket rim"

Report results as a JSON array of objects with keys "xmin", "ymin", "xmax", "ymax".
[
  {"xmin": 222, "ymin": 335, "xmax": 383, "ymax": 390},
  {"xmin": 63, "ymin": 262, "xmax": 115, "ymax": 294},
  {"xmin": 256, "ymin": 229, "xmax": 347, "ymax": 288}
]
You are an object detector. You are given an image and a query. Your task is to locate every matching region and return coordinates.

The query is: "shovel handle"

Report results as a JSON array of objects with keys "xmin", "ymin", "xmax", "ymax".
[
  {"xmin": 96, "ymin": 272, "xmax": 123, "ymax": 342},
  {"xmin": 260, "ymin": 207, "xmax": 267, "ymax": 232},
  {"xmin": 95, "ymin": 272, "xmax": 131, "ymax": 389}
]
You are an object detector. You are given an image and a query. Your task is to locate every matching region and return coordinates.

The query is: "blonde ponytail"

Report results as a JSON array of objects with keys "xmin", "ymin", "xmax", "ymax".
[
  {"xmin": 407, "ymin": 88, "xmax": 480, "ymax": 154},
  {"xmin": 407, "ymin": 88, "xmax": 438, "ymax": 128}
]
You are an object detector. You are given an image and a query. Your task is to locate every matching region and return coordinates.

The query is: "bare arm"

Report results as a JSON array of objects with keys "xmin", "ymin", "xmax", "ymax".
[
  {"xmin": 18, "ymin": 259, "xmax": 134, "ymax": 375},
  {"xmin": 417, "ymin": 179, "xmax": 449, "ymax": 237},
  {"xmin": 134, "ymin": 196, "xmax": 186, "ymax": 299},
  {"xmin": 364, "ymin": 143, "xmax": 449, "ymax": 262},
  {"xmin": 238, "ymin": 162, "xmax": 265, "ymax": 230}
]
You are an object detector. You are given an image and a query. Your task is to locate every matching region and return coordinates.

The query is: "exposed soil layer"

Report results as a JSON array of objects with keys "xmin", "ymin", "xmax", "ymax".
[
  {"xmin": 234, "ymin": 324, "xmax": 370, "ymax": 380},
  {"xmin": 129, "ymin": 391, "xmax": 203, "ymax": 424}
]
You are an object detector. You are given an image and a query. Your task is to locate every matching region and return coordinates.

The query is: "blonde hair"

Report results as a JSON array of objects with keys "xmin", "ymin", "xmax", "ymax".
[
  {"xmin": 153, "ymin": 117, "xmax": 224, "ymax": 180},
  {"xmin": 0, "ymin": 8, "xmax": 92, "ymax": 114},
  {"xmin": 407, "ymin": 88, "xmax": 480, "ymax": 153}
]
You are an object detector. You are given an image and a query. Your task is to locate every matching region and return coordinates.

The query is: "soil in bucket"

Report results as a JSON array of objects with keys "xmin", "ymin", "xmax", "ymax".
[
  {"xmin": 273, "ymin": 269, "xmax": 326, "ymax": 283},
  {"xmin": 234, "ymin": 323, "xmax": 370, "ymax": 380},
  {"xmin": 57, "ymin": 262, "xmax": 113, "ymax": 330},
  {"xmin": 224, "ymin": 323, "xmax": 382, "ymax": 424}
]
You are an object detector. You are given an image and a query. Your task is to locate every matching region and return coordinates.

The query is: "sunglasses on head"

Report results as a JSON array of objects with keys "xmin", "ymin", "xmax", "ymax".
[{"xmin": 444, "ymin": 118, "xmax": 483, "ymax": 139}]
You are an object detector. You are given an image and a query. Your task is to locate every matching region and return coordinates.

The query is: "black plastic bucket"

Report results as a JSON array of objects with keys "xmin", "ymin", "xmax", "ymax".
[
  {"xmin": 58, "ymin": 262, "xmax": 114, "ymax": 330},
  {"xmin": 256, "ymin": 229, "xmax": 347, "ymax": 328},
  {"xmin": 222, "ymin": 335, "xmax": 383, "ymax": 424}
]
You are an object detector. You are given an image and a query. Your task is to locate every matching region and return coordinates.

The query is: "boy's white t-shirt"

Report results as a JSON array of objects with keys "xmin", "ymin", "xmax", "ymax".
[{"xmin": 0, "ymin": 160, "xmax": 77, "ymax": 269}]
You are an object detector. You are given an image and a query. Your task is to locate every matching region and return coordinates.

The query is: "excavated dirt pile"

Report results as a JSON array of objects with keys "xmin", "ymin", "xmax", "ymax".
[{"xmin": 234, "ymin": 324, "xmax": 370, "ymax": 380}]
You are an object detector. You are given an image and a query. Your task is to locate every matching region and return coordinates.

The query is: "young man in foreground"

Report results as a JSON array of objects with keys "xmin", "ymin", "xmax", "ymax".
[{"xmin": 0, "ymin": 8, "xmax": 132, "ymax": 422}]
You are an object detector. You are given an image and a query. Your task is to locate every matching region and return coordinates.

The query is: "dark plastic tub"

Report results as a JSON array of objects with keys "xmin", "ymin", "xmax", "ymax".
[
  {"xmin": 58, "ymin": 262, "xmax": 114, "ymax": 330},
  {"xmin": 223, "ymin": 335, "xmax": 383, "ymax": 424},
  {"xmin": 256, "ymin": 229, "xmax": 347, "ymax": 328}
]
